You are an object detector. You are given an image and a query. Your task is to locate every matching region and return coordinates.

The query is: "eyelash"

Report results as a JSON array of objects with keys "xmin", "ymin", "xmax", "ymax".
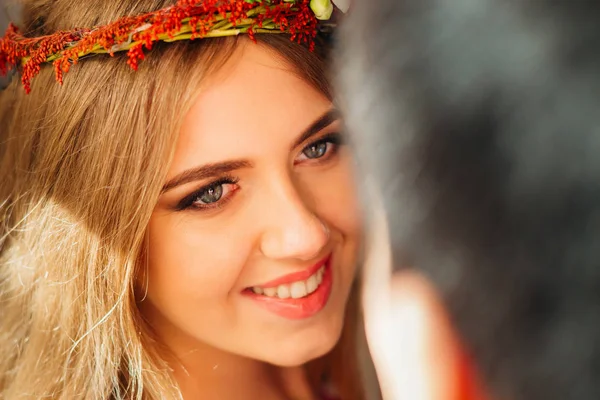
[
  {"xmin": 176, "ymin": 132, "xmax": 345, "ymax": 212},
  {"xmin": 295, "ymin": 132, "xmax": 344, "ymax": 165},
  {"xmin": 176, "ymin": 176, "xmax": 240, "ymax": 211}
]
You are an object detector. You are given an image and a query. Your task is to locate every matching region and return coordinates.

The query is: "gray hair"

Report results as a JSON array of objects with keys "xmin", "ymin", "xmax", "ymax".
[{"xmin": 336, "ymin": 1, "xmax": 600, "ymax": 399}]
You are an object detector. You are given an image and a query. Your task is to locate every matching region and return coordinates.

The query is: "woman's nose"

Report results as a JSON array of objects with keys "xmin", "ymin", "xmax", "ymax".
[{"xmin": 258, "ymin": 182, "xmax": 330, "ymax": 262}]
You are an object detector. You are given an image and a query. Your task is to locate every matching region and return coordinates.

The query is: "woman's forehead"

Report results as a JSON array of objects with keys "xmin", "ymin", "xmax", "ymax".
[{"xmin": 172, "ymin": 43, "xmax": 332, "ymax": 171}]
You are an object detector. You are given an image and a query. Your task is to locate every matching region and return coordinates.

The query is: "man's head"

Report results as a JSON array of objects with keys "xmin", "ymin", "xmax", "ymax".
[{"xmin": 337, "ymin": 1, "xmax": 600, "ymax": 399}]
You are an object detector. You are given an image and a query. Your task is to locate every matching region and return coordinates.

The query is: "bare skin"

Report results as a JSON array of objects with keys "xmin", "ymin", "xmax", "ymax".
[
  {"xmin": 362, "ymin": 193, "xmax": 489, "ymax": 400},
  {"xmin": 139, "ymin": 40, "xmax": 361, "ymax": 399}
]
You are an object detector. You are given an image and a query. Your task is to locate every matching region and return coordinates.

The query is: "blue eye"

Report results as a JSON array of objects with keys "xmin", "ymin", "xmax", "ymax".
[
  {"xmin": 302, "ymin": 141, "xmax": 329, "ymax": 159},
  {"xmin": 297, "ymin": 133, "xmax": 344, "ymax": 163},
  {"xmin": 197, "ymin": 183, "xmax": 223, "ymax": 204},
  {"xmin": 177, "ymin": 176, "xmax": 240, "ymax": 211}
]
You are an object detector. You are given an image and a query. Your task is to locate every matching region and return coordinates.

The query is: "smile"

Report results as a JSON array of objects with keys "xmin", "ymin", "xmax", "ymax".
[
  {"xmin": 243, "ymin": 255, "xmax": 333, "ymax": 320},
  {"xmin": 250, "ymin": 263, "xmax": 325, "ymax": 299}
]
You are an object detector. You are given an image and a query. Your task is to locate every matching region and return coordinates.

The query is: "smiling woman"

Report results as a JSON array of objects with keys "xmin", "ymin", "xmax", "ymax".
[
  {"xmin": 142, "ymin": 40, "xmax": 362, "ymax": 397},
  {"xmin": 0, "ymin": 1, "xmax": 371, "ymax": 399}
]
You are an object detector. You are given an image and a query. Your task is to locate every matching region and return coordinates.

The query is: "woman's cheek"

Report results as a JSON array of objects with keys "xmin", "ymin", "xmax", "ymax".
[
  {"xmin": 146, "ymin": 216, "xmax": 250, "ymax": 302},
  {"xmin": 319, "ymin": 160, "xmax": 362, "ymax": 234}
]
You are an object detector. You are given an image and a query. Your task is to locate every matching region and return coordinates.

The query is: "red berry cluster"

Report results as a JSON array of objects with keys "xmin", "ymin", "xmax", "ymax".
[{"xmin": 0, "ymin": 0, "xmax": 319, "ymax": 93}]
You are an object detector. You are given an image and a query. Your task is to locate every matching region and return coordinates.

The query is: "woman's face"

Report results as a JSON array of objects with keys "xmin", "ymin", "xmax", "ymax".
[{"xmin": 142, "ymin": 40, "xmax": 361, "ymax": 367}]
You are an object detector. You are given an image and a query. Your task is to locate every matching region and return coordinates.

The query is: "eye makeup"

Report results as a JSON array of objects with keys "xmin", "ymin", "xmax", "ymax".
[
  {"xmin": 295, "ymin": 132, "xmax": 345, "ymax": 165},
  {"xmin": 173, "ymin": 131, "xmax": 346, "ymax": 213},
  {"xmin": 175, "ymin": 175, "xmax": 240, "ymax": 212}
]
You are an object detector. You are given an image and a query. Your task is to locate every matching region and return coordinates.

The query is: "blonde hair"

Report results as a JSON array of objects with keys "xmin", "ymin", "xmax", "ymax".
[{"xmin": 0, "ymin": 1, "xmax": 372, "ymax": 399}]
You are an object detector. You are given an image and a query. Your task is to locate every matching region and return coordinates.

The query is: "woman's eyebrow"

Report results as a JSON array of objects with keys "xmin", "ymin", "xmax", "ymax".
[
  {"xmin": 290, "ymin": 107, "xmax": 341, "ymax": 151},
  {"xmin": 161, "ymin": 108, "xmax": 339, "ymax": 194},
  {"xmin": 161, "ymin": 160, "xmax": 252, "ymax": 193}
]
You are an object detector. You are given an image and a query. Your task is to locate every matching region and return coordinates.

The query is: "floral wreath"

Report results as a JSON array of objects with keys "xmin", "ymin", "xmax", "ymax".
[{"xmin": 0, "ymin": 0, "xmax": 348, "ymax": 93}]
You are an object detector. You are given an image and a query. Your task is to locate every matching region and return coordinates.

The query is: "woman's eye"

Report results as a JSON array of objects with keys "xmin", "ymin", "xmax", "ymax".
[
  {"xmin": 177, "ymin": 177, "xmax": 240, "ymax": 211},
  {"xmin": 302, "ymin": 141, "xmax": 329, "ymax": 159},
  {"xmin": 193, "ymin": 182, "xmax": 238, "ymax": 208},
  {"xmin": 197, "ymin": 184, "xmax": 224, "ymax": 204},
  {"xmin": 296, "ymin": 133, "xmax": 343, "ymax": 163}
]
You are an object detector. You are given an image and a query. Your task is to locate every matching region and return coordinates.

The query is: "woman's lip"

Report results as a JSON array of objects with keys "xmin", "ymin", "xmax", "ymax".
[
  {"xmin": 243, "ymin": 258, "xmax": 333, "ymax": 320},
  {"xmin": 253, "ymin": 254, "xmax": 331, "ymax": 288}
]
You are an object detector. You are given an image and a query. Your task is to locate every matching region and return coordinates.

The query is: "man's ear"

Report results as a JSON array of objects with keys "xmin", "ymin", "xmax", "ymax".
[
  {"xmin": 366, "ymin": 266, "xmax": 489, "ymax": 400},
  {"xmin": 389, "ymin": 271, "xmax": 489, "ymax": 400},
  {"xmin": 360, "ymin": 182, "xmax": 487, "ymax": 400}
]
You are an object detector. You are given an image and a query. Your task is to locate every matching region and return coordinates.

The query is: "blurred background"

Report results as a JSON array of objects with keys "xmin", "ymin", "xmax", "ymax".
[{"xmin": 1, "ymin": 1, "xmax": 20, "ymax": 89}]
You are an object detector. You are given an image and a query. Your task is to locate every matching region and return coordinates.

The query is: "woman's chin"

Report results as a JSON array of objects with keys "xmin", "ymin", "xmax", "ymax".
[
  {"xmin": 261, "ymin": 326, "xmax": 344, "ymax": 367},
  {"xmin": 266, "ymin": 345, "xmax": 334, "ymax": 368}
]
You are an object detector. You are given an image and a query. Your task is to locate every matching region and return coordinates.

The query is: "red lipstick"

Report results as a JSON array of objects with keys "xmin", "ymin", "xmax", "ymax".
[
  {"xmin": 244, "ymin": 255, "xmax": 333, "ymax": 320},
  {"xmin": 257, "ymin": 256, "xmax": 329, "ymax": 288}
]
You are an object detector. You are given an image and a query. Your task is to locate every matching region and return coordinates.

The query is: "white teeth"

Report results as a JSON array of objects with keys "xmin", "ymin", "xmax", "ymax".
[
  {"xmin": 306, "ymin": 275, "xmax": 318, "ymax": 294},
  {"xmin": 316, "ymin": 269, "xmax": 323, "ymax": 285},
  {"xmin": 277, "ymin": 285, "xmax": 290, "ymax": 299},
  {"xmin": 290, "ymin": 281, "xmax": 308, "ymax": 299},
  {"xmin": 251, "ymin": 265, "xmax": 327, "ymax": 299}
]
